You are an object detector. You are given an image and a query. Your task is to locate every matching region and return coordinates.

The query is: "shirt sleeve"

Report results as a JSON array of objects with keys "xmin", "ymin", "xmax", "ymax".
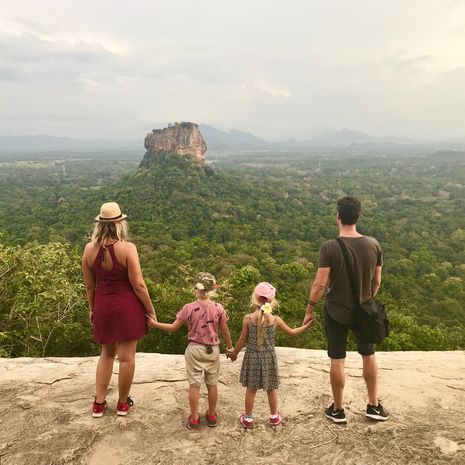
[
  {"xmin": 218, "ymin": 303, "xmax": 229, "ymax": 322},
  {"xmin": 176, "ymin": 304, "xmax": 189, "ymax": 322},
  {"xmin": 318, "ymin": 241, "xmax": 332, "ymax": 268},
  {"xmin": 376, "ymin": 243, "xmax": 383, "ymax": 266}
]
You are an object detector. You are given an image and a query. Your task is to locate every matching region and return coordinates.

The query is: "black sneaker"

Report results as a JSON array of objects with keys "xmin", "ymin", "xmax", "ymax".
[
  {"xmin": 324, "ymin": 404, "xmax": 347, "ymax": 424},
  {"xmin": 366, "ymin": 403, "xmax": 389, "ymax": 421}
]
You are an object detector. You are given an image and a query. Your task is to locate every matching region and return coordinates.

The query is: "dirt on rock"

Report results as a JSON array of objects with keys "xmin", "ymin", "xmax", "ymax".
[{"xmin": 1, "ymin": 349, "xmax": 464, "ymax": 465}]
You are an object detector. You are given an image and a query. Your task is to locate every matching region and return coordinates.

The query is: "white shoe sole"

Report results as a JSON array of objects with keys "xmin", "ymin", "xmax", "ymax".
[
  {"xmin": 366, "ymin": 413, "xmax": 389, "ymax": 421},
  {"xmin": 92, "ymin": 412, "xmax": 103, "ymax": 418},
  {"xmin": 116, "ymin": 411, "xmax": 128, "ymax": 416},
  {"xmin": 325, "ymin": 413, "xmax": 347, "ymax": 424}
]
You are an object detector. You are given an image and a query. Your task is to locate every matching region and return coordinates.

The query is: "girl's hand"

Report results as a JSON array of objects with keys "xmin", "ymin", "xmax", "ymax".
[
  {"xmin": 304, "ymin": 318, "xmax": 315, "ymax": 330},
  {"xmin": 226, "ymin": 350, "xmax": 237, "ymax": 362},
  {"xmin": 89, "ymin": 310, "xmax": 93, "ymax": 325}
]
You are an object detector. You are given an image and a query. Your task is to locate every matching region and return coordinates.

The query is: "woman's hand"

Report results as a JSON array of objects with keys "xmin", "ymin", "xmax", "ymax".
[{"xmin": 146, "ymin": 313, "xmax": 158, "ymax": 328}]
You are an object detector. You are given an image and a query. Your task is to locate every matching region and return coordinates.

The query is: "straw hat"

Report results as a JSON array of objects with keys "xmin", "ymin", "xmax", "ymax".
[{"xmin": 95, "ymin": 202, "xmax": 127, "ymax": 222}]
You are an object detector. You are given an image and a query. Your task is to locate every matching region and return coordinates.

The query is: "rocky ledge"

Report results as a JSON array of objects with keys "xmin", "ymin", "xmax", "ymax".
[{"xmin": 1, "ymin": 349, "xmax": 464, "ymax": 465}]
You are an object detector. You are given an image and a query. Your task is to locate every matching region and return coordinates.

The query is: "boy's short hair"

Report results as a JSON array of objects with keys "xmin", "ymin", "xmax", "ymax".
[{"xmin": 337, "ymin": 196, "xmax": 361, "ymax": 225}]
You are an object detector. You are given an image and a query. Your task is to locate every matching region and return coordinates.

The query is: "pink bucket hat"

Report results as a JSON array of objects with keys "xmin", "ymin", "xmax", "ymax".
[{"xmin": 254, "ymin": 282, "xmax": 276, "ymax": 301}]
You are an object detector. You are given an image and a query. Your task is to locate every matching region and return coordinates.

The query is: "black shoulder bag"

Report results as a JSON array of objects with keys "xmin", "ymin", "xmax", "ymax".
[{"xmin": 336, "ymin": 238, "xmax": 389, "ymax": 344}]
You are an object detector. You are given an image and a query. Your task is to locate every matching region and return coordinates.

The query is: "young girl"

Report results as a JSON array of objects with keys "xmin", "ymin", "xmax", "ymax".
[
  {"xmin": 146, "ymin": 272, "xmax": 234, "ymax": 429},
  {"xmin": 227, "ymin": 282, "xmax": 313, "ymax": 428}
]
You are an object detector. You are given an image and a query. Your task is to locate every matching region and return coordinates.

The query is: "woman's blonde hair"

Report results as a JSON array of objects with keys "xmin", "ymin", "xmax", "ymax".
[
  {"xmin": 250, "ymin": 292, "xmax": 279, "ymax": 348},
  {"xmin": 91, "ymin": 219, "xmax": 128, "ymax": 247}
]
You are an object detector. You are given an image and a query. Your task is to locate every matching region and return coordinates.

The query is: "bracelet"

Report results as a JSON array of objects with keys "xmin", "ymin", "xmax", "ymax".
[
  {"xmin": 226, "ymin": 347, "xmax": 235, "ymax": 352},
  {"xmin": 308, "ymin": 299, "xmax": 318, "ymax": 307}
]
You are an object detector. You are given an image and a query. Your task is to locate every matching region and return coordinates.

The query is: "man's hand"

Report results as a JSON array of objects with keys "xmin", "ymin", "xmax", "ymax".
[{"xmin": 303, "ymin": 304, "xmax": 314, "ymax": 325}]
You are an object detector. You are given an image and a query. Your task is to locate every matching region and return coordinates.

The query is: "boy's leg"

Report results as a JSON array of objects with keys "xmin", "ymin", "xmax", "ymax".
[
  {"xmin": 117, "ymin": 340, "xmax": 137, "ymax": 403},
  {"xmin": 266, "ymin": 389, "xmax": 278, "ymax": 416},
  {"xmin": 189, "ymin": 384, "xmax": 201, "ymax": 420},
  {"xmin": 206, "ymin": 384, "xmax": 218, "ymax": 415},
  {"xmin": 245, "ymin": 388, "xmax": 257, "ymax": 416},
  {"xmin": 95, "ymin": 342, "xmax": 117, "ymax": 403}
]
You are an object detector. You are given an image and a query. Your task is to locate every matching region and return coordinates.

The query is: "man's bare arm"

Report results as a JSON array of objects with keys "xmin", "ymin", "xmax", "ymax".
[{"xmin": 303, "ymin": 267, "xmax": 330, "ymax": 324}]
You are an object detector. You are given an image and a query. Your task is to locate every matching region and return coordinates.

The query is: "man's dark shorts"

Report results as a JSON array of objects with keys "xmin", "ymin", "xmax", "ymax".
[{"xmin": 324, "ymin": 306, "xmax": 375, "ymax": 359}]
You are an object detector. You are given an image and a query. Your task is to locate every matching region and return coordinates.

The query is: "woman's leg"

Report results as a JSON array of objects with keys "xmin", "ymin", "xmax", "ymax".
[
  {"xmin": 245, "ymin": 388, "xmax": 257, "ymax": 416},
  {"xmin": 95, "ymin": 343, "xmax": 117, "ymax": 403},
  {"xmin": 267, "ymin": 389, "xmax": 279, "ymax": 415},
  {"xmin": 116, "ymin": 340, "xmax": 137, "ymax": 403}
]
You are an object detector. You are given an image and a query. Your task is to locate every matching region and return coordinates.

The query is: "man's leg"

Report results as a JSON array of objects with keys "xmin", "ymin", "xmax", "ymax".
[
  {"xmin": 362, "ymin": 354, "xmax": 378, "ymax": 406},
  {"xmin": 330, "ymin": 358, "xmax": 346, "ymax": 410},
  {"xmin": 324, "ymin": 308, "xmax": 348, "ymax": 410}
]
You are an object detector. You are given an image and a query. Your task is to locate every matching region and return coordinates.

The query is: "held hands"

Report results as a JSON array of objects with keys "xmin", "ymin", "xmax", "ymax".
[
  {"xmin": 303, "ymin": 305, "xmax": 315, "ymax": 327},
  {"xmin": 145, "ymin": 312, "xmax": 158, "ymax": 329},
  {"xmin": 225, "ymin": 348, "xmax": 237, "ymax": 362}
]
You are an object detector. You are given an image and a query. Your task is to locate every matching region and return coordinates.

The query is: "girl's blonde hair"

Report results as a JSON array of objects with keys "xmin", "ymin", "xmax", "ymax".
[
  {"xmin": 250, "ymin": 292, "xmax": 279, "ymax": 348},
  {"xmin": 91, "ymin": 219, "xmax": 128, "ymax": 247}
]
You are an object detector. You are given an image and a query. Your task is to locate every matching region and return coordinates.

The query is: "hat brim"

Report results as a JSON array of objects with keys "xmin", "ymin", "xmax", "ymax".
[{"xmin": 95, "ymin": 214, "xmax": 128, "ymax": 222}]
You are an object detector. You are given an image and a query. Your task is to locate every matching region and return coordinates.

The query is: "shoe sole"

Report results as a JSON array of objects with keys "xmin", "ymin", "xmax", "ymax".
[
  {"xmin": 207, "ymin": 422, "xmax": 217, "ymax": 427},
  {"xmin": 324, "ymin": 413, "xmax": 347, "ymax": 424},
  {"xmin": 366, "ymin": 413, "xmax": 389, "ymax": 421},
  {"xmin": 116, "ymin": 410, "xmax": 129, "ymax": 416},
  {"xmin": 92, "ymin": 412, "xmax": 104, "ymax": 418}
]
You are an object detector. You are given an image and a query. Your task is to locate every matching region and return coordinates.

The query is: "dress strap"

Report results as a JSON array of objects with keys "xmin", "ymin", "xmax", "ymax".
[{"xmin": 106, "ymin": 243, "xmax": 123, "ymax": 268}]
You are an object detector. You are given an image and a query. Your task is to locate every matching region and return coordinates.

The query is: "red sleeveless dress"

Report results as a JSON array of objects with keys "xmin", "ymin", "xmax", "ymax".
[{"xmin": 91, "ymin": 244, "xmax": 147, "ymax": 344}]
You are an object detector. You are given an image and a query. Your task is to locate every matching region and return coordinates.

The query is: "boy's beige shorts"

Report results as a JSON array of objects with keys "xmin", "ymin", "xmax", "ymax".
[{"xmin": 185, "ymin": 344, "xmax": 220, "ymax": 385}]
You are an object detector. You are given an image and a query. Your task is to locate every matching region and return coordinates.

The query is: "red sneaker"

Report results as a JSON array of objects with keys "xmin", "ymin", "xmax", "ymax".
[
  {"xmin": 269, "ymin": 413, "xmax": 282, "ymax": 426},
  {"xmin": 92, "ymin": 399, "xmax": 106, "ymax": 418},
  {"xmin": 187, "ymin": 415, "xmax": 200, "ymax": 430},
  {"xmin": 239, "ymin": 414, "xmax": 253, "ymax": 429},
  {"xmin": 206, "ymin": 411, "xmax": 218, "ymax": 427},
  {"xmin": 116, "ymin": 396, "xmax": 134, "ymax": 416}
]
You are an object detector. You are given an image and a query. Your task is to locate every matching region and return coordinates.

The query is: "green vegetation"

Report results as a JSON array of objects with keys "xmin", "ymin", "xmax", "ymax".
[{"xmin": 0, "ymin": 150, "xmax": 464, "ymax": 356}]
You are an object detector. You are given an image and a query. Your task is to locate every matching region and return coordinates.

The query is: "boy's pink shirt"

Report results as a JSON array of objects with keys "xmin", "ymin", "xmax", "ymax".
[{"xmin": 176, "ymin": 299, "xmax": 228, "ymax": 345}]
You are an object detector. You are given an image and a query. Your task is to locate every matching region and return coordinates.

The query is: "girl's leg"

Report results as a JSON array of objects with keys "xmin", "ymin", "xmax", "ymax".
[
  {"xmin": 95, "ymin": 343, "xmax": 117, "ymax": 403},
  {"xmin": 116, "ymin": 340, "xmax": 137, "ymax": 403},
  {"xmin": 245, "ymin": 388, "xmax": 257, "ymax": 416},
  {"xmin": 206, "ymin": 384, "xmax": 218, "ymax": 415},
  {"xmin": 267, "ymin": 389, "xmax": 279, "ymax": 416},
  {"xmin": 189, "ymin": 384, "xmax": 201, "ymax": 420}
]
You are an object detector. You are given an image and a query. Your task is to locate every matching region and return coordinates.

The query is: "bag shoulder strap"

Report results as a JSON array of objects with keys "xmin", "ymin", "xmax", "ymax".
[{"xmin": 336, "ymin": 238, "xmax": 359, "ymax": 305}]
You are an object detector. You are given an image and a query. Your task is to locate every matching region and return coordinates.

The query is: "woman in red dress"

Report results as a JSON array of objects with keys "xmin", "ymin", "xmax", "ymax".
[{"xmin": 82, "ymin": 202, "xmax": 156, "ymax": 417}]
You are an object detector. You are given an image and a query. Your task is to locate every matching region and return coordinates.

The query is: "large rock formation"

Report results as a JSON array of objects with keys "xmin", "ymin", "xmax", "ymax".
[{"xmin": 140, "ymin": 122, "xmax": 207, "ymax": 168}]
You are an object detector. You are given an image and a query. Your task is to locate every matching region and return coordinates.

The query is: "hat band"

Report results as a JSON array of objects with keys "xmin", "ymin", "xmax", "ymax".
[{"xmin": 99, "ymin": 214, "xmax": 122, "ymax": 221}]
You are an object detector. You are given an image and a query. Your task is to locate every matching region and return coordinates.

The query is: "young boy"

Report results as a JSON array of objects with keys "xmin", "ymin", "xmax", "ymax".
[{"xmin": 147, "ymin": 272, "xmax": 233, "ymax": 429}]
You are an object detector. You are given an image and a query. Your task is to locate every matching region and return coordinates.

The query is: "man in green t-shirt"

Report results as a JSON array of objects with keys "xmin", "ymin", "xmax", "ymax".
[{"xmin": 303, "ymin": 196, "xmax": 389, "ymax": 424}]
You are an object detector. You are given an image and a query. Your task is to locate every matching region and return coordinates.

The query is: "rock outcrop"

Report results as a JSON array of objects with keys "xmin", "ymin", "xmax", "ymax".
[
  {"xmin": 140, "ymin": 122, "xmax": 207, "ymax": 168},
  {"xmin": 1, "ymin": 349, "xmax": 464, "ymax": 464}
]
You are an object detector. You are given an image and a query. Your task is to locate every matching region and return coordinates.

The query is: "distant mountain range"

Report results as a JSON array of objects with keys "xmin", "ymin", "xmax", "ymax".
[{"xmin": 0, "ymin": 126, "xmax": 449, "ymax": 153}]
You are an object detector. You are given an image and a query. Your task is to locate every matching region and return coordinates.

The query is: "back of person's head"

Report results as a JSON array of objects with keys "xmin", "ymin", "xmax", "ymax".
[
  {"xmin": 251, "ymin": 282, "xmax": 278, "ymax": 347},
  {"xmin": 91, "ymin": 202, "xmax": 128, "ymax": 246},
  {"xmin": 194, "ymin": 272, "xmax": 217, "ymax": 299},
  {"xmin": 337, "ymin": 196, "xmax": 361, "ymax": 225}
]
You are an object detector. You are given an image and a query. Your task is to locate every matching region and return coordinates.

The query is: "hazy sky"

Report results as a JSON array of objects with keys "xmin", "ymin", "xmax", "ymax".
[{"xmin": 1, "ymin": 0, "xmax": 464, "ymax": 140}]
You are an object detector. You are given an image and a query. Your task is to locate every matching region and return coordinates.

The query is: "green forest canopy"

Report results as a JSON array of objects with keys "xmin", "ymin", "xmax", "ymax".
[{"xmin": 0, "ymin": 150, "xmax": 464, "ymax": 356}]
